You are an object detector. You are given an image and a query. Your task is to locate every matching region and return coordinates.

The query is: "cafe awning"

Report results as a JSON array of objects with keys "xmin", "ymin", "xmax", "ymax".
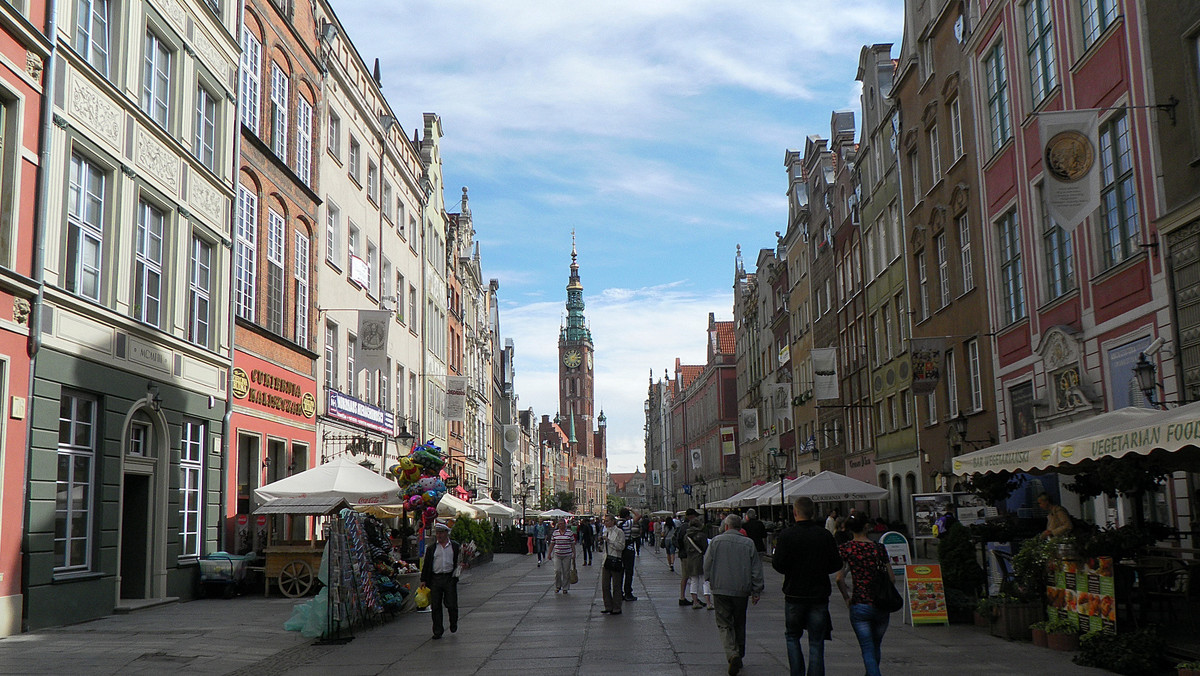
[{"xmin": 952, "ymin": 401, "xmax": 1200, "ymax": 476}]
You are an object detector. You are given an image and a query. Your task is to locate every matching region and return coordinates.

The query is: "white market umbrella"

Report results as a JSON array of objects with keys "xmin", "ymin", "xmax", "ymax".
[
  {"xmin": 785, "ymin": 470, "xmax": 889, "ymax": 503},
  {"xmin": 649, "ymin": 510, "xmax": 675, "ymax": 517},
  {"xmin": 473, "ymin": 497, "xmax": 518, "ymax": 519},
  {"xmin": 540, "ymin": 508, "xmax": 574, "ymax": 518},
  {"xmin": 254, "ymin": 456, "xmax": 401, "ymax": 506},
  {"xmin": 437, "ymin": 493, "xmax": 488, "ymax": 519}
]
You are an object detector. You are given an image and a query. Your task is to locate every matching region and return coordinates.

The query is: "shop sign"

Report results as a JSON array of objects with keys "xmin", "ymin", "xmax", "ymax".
[
  {"xmin": 904, "ymin": 564, "xmax": 949, "ymax": 625},
  {"xmin": 233, "ymin": 366, "xmax": 316, "ymax": 419},
  {"xmin": 327, "ymin": 390, "xmax": 395, "ymax": 435},
  {"xmin": 1048, "ymin": 556, "xmax": 1115, "ymax": 635}
]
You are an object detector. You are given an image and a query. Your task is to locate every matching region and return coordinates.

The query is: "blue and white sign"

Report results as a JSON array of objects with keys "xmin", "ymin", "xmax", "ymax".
[{"xmin": 327, "ymin": 390, "xmax": 395, "ymax": 435}]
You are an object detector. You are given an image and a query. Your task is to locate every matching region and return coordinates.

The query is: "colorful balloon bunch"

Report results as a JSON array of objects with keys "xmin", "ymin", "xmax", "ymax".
[{"xmin": 387, "ymin": 441, "xmax": 448, "ymax": 528}]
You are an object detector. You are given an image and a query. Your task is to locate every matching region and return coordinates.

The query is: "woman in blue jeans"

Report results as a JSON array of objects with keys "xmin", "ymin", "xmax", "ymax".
[{"xmin": 835, "ymin": 514, "xmax": 895, "ymax": 676}]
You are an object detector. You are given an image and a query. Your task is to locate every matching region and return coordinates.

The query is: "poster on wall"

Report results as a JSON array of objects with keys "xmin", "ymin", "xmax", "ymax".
[
  {"xmin": 445, "ymin": 376, "xmax": 468, "ymax": 422},
  {"xmin": 1047, "ymin": 556, "xmax": 1116, "ymax": 635},
  {"xmin": 1008, "ymin": 381, "xmax": 1037, "ymax": 439},
  {"xmin": 721, "ymin": 426, "xmax": 736, "ymax": 456},
  {"xmin": 904, "ymin": 564, "xmax": 949, "ymax": 625},
  {"xmin": 1106, "ymin": 337, "xmax": 1152, "ymax": 409}
]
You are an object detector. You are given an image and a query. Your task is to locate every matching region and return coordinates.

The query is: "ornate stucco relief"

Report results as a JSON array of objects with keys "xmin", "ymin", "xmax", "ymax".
[
  {"xmin": 190, "ymin": 177, "xmax": 225, "ymax": 226},
  {"xmin": 69, "ymin": 76, "xmax": 122, "ymax": 148},
  {"xmin": 134, "ymin": 127, "xmax": 180, "ymax": 194}
]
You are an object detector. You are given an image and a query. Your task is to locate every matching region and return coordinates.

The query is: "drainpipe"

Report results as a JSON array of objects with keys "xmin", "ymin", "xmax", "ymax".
[
  {"xmin": 21, "ymin": 0, "xmax": 58, "ymax": 632},
  {"xmin": 219, "ymin": 0, "xmax": 248, "ymax": 553}
]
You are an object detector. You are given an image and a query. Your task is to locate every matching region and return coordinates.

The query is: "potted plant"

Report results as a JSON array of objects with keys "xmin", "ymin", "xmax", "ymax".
[
  {"xmin": 1044, "ymin": 616, "xmax": 1079, "ymax": 652},
  {"xmin": 1029, "ymin": 620, "xmax": 1048, "ymax": 648},
  {"xmin": 1177, "ymin": 662, "xmax": 1200, "ymax": 676},
  {"xmin": 1074, "ymin": 627, "xmax": 1167, "ymax": 676},
  {"xmin": 974, "ymin": 596, "xmax": 998, "ymax": 627}
]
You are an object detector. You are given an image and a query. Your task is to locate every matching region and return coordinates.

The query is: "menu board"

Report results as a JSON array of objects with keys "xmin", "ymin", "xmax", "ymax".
[
  {"xmin": 1047, "ymin": 556, "xmax": 1116, "ymax": 635},
  {"xmin": 905, "ymin": 564, "xmax": 949, "ymax": 625}
]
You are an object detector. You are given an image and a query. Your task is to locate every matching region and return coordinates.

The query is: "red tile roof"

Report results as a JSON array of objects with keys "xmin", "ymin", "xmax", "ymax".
[
  {"xmin": 715, "ymin": 321, "xmax": 735, "ymax": 354},
  {"xmin": 610, "ymin": 472, "xmax": 637, "ymax": 490},
  {"xmin": 679, "ymin": 365, "xmax": 703, "ymax": 390}
]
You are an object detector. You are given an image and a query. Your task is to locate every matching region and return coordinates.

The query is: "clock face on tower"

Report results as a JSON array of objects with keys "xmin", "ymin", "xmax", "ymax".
[
  {"xmin": 563, "ymin": 350, "xmax": 582, "ymax": 369},
  {"xmin": 587, "ymin": 352, "xmax": 593, "ymax": 371}
]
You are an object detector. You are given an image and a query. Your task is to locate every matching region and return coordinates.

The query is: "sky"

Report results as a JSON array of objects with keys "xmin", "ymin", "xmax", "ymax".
[{"xmin": 334, "ymin": 1, "xmax": 905, "ymax": 473}]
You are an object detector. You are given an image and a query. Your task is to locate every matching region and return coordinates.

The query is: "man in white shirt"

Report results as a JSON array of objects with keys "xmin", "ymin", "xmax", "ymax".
[{"xmin": 420, "ymin": 522, "xmax": 461, "ymax": 639}]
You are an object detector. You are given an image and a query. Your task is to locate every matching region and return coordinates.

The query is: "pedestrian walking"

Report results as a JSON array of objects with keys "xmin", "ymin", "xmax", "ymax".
[
  {"xmin": 771, "ymin": 496, "xmax": 843, "ymax": 676},
  {"xmin": 703, "ymin": 514, "xmax": 764, "ymax": 676},
  {"xmin": 534, "ymin": 519, "xmax": 549, "ymax": 566},
  {"xmin": 835, "ymin": 514, "xmax": 896, "ymax": 676},
  {"xmin": 419, "ymin": 521, "xmax": 461, "ymax": 640},
  {"xmin": 579, "ymin": 516, "xmax": 595, "ymax": 565},
  {"xmin": 664, "ymin": 516, "xmax": 679, "ymax": 571},
  {"xmin": 676, "ymin": 508, "xmax": 699, "ymax": 603},
  {"xmin": 600, "ymin": 514, "xmax": 626, "ymax": 615},
  {"xmin": 742, "ymin": 508, "xmax": 768, "ymax": 554},
  {"xmin": 618, "ymin": 508, "xmax": 639, "ymax": 600},
  {"xmin": 680, "ymin": 513, "xmax": 710, "ymax": 608},
  {"xmin": 550, "ymin": 519, "xmax": 577, "ymax": 594}
]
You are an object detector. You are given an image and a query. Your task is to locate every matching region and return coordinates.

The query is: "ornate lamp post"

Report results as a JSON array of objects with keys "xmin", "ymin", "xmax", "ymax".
[{"xmin": 769, "ymin": 447, "xmax": 788, "ymax": 508}]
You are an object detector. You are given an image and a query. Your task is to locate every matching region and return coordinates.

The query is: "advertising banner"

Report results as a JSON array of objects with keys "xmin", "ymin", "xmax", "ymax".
[
  {"xmin": 1048, "ymin": 556, "xmax": 1115, "ymax": 635},
  {"xmin": 904, "ymin": 564, "xmax": 949, "ymax": 625},
  {"xmin": 910, "ymin": 338, "xmax": 945, "ymax": 396},
  {"xmin": 740, "ymin": 408, "xmax": 760, "ymax": 443},
  {"xmin": 356, "ymin": 310, "xmax": 391, "ymax": 376},
  {"xmin": 721, "ymin": 426, "xmax": 736, "ymax": 456},
  {"xmin": 690, "ymin": 448, "xmax": 702, "ymax": 469},
  {"xmin": 812, "ymin": 348, "xmax": 839, "ymax": 400},
  {"xmin": 502, "ymin": 424, "xmax": 519, "ymax": 453},
  {"xmin": 1040, "ymin": 109, "xmax": 1101, "ymax": 229},
  {"xmin": 446, "ymin": 376, "xmax": 468, "ymax": 422},
  {"xmin": 327, "ymin": 390, "xmax": 394, "ymax": 435},
  {"xmin": 650, "ymin": 469, "xmax": 660, "ymax": 486}
]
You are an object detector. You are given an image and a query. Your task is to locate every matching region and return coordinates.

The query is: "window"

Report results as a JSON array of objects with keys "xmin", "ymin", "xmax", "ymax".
[
  {"xmin": 324, "ymin": 321, "xmax": 338, "ymax": 389},
  {"xmin": 327, "ymin": 108, "xmax": 340, "ymax": 157},
  {"xmin": 134, "ymin": 200, "xmax": 164, "ymax": 327},
  {"xmin": 347, "ymin": 223, "xmax": 359, "ymax": 268},
  {"xmin": 270, "ymin": 63, "xmax": 289, "ymax": 161},
  {"xmin": 968, "ymin": 339, "xmax": 983, "ymax": 411},
  {"xmin": 887, "ymin": 395, "xmax": 898, "ymax": 431},
  {"xmin": 348, "ymin": 137, "xmax": 360, "ymax": 183},
  {"xmin": 949, "ymin": 97, "xmax": 964, "ymax": 159},
  {"xmin": 235, "ymin": 185, "xmax": 258, "ymax": 321},
  {"xmin": 180, "ymin": 420, "xmax": 205, "ymax": 560},
  {"xmin": 294, "ymin": 231, "xmax": 309, "ymax": 347},
  {"xmin": 958, "ymin": 214, "xmax": 974, "ymax": 292},
  {"xmin": 325, "ymin": 203, "xmax": 340, "ymax": 265},
  {"xmin": 946, "ymin": 348, "xmax": 959, "ymax": 419},
  {"xmin": 296, "ymin": 98, "xmax": 312, "ymax": 184},
  {"xmin": 983, "ymin": 42, "xmax": 1011, "ymax": 152},
  {"xmin": 408, "ymin": 284, "xmax": 417, "ymax": 333},
  {"xmin": 142, "ymin": 31, "xmax": 171, "ymax": 127},
  {"xmin": 189, "ymin": 236, "xmax": 212, "ymax": 348},
  {"xmin": 397, "ymin": 200, "xmax": 406, "ymax": 236},
  {"xmin": 380, "ymin": 359, "xmax": 389, "ymax": 408},
  {"xmin": 1038, "ymin": 185, "xmax": 1074, "ymax": 298},
  {"xmin": 266, "ymin": 209, "xmax": 285, "ymax": 334},
  {"xmin": 56, "ymin": 393, "xmax": 96, "ymax": 572},
  {"xmin": 346, "ymin": 334, "xmax": 357, "ymax": 397},
  {"xmin": 395, "ymin": 273, "xmax": 405, "ymax": 323},
  {"xmin": 926, "ymin": 391, "xmax": 937, "ymax": 426},
  {"xmin": 909, "ymin": 149, "xmax": 921, "ymax": 199},
  {"xmin": 367, "ymin": 161, "xmax": 378, "ymax": 203},
  {"xmin": 1099, "ymin": 112, "xmax": 1138, "ymax": 268},
  {"xmin": 240, "ymin": 28, "xmax": 261, "ymax": 132},
  {"xmin": 895, "ymin": 291, "xmax": 908, "ymax": 344},
  {"xmin": 869, "ymin": 312, "xmax": 880, "ymax": 366},
  {"xmin": 66, "ymin": 153, "xmax": 105, "ymax": 301},
  {"xmin": 74, "ymin": 0, "xmax": 110, "ymax": 76},
  {"xmin": 936, "ymin": 233, "xmax": 950, "ymax": 307},
  {"xmin": 396, "ymin": 364, "xmax": 405, "ymax": 415},
  {"xmin": 1081, "ymin": 0, "xmax": 1118, "ymax": 47},
  {"xmin": 381, "ymin": 259, "xmax": 391, "ymax": 307},
  {"xmin": 929, "ymin": 124, "xmax": 942, "ymax": 184},
  {"xmin": 382, "ymin": 182, "xmax": 393, "ymax": 222},
  {"xmin": 882, "ymin": 302, "xmax": 894, "ymax": 360},
  {"xmin": 1025, "ymin": 0, "xmax": 1057, "ymax": 105},
  {"xmin": 409, "ymin": 373, "xmax": 417, "ymax": 421},
  {"xmin": 917, "ymin": 253, "xmax": 929, "ymax": 320},
  {"xmin": 998, "ymin": 210, "xmax": 1025, "ymax": 324},
  {"xmin": 195, "ymin": 86, "xmax": 218, "ymax": 171},
  {"xmin": 900, "ymin": 389, "xmax": 912, "ymax": 427}
]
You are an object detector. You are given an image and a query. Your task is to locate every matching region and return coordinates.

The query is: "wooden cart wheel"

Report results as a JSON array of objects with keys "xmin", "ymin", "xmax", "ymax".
[{"xmin": 278, "ymin": 560, "xmax": 314, "ymax": 597}]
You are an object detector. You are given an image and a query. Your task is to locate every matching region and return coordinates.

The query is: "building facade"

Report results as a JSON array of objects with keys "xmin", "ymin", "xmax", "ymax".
[{"xmin": 26, "ymin": 0, "xmax": 238, "ymax": 628}]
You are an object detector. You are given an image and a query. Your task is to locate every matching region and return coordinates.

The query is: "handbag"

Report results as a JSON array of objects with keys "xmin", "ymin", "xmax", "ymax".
[
  {"xmin": 603, "ymin": 555, "xmax": 623, "ymax": 572},
  {"xmin": 569, "ymin": 564, "xmax": 579, "ymax": 584},
  {"xmin": 869, "ymin": 545, "xmax": 904, "ymax": 613}
]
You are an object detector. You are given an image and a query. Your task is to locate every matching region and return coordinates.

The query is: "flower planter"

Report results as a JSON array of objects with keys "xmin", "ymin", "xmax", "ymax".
[
  {"xmin": 1031, "ymin": 627, "xmax": 1048, "ymax": 648},
  {"xmin": 990, "ymin": 602, "xmax": 1041, "ymax": 641},
  {"xmin": 974, "ymin": 611, "xmax": 993, "ymax": 628},
  {"xmin": 1177, "ymin": 669, "xmax": 1200, "ymax": 676},
  {"xmin": 1047, "ymin": 632, "xmax": 1079, "ymax": 652}
]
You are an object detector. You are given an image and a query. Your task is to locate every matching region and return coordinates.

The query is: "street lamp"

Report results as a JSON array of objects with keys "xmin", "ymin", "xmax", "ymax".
[
  {"xmin": 518, "ymin": 474, "xmax": 532, "ymax": 527},
  {"xmin": 1134, "ymin": 353, "xmax": 1159, "ymax": 406},
  {"xmin": 769, "ymin": 447, "xmax": 788, "ymax": 508}
]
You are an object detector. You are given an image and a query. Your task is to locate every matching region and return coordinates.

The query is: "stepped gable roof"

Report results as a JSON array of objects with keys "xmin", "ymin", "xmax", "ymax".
[{"xmin": 610, "ymin": 472, "xmax": 638, "ymax": 490}]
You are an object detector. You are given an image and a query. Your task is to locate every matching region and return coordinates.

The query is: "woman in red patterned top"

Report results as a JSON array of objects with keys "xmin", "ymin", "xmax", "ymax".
[
  {"xmin": 550, "ymin": 520, "xmax": 577, "ymax": 594},
  {"xmin": 835, "ymin": 514, "xmax": 895, "ymax": 676}
]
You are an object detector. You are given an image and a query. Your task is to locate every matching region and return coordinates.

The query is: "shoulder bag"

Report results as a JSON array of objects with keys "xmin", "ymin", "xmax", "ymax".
[{"xmin": 869, "ymin": 543, "xmax": 904, "ymax": 613}]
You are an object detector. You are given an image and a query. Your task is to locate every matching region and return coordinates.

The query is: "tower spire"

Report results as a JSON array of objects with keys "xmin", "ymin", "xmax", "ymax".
[{"xmin": 562, "ymin": 232, "xmax": 590, "ymax": 343}]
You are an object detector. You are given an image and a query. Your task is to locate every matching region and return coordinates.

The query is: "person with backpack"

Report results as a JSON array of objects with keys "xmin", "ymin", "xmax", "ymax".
[
  {"xmin": 618, "ymin": 507, "xmax": 640, "ymax": 600},
  {"xmin": 676, "ymin": 508, "xmax": 699, "ymax": 603},
  {"xmin": 680, "ymin": 512, "xmax": 711, "ymax": 609}
]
